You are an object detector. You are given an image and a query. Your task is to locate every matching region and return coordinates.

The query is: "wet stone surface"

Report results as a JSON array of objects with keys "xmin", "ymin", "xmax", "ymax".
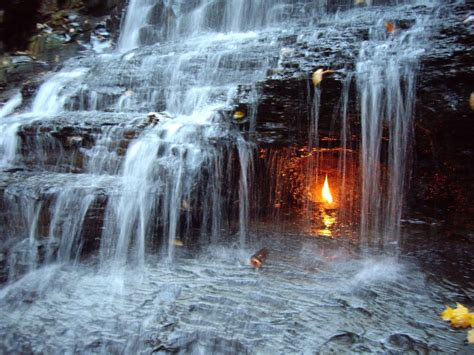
[
  {"xmin": 0, "ymin": 228, "xmax": 472, "ymax": 354},
  {"xmin": 410, "ymin": 3, "xmax": 474, "ymax": 227}
]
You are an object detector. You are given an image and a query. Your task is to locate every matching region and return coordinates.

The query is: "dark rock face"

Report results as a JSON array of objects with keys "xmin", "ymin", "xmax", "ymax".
[
  {"xmin": 83, "ymin": 0, "xmax": 124, "ymax": 16},
  {"xmin": 411, "ymin": 3, "xmax": 474, "ymax": 226},
  {"xmin": 243, "ymin": 2, "xmax": 474, "ymax": 227},
  {"xmin": 234, "ymin": 14, "xmax": 363, "ymax": 147},
  {"xmin": 0, "ymin": 0, "xmax": 41, "ymax": 52}
]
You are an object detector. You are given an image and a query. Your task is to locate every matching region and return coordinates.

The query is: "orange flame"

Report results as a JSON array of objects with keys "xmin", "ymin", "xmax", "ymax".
[{"xmin": 322, "ymin": 175, "xmax": 333, "ymax": 204}]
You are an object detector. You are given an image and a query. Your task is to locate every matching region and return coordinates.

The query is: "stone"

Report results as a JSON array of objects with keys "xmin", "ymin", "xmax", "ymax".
[
  {"xmin": 147, "ymin": 1, "xmax": 165, "ymax": 25},
  {"xmin": 145, "ymin": 112, "xmax": 160, "ymax": 125},
  {"xmin": 0, "ymin": 53, "xmax": 47, "ymax": 99},
  {"xmin": 66, "ymin": 136, "xmax": 84, "ymax": 147},
  {"xmin": 387, "ymin": 333, "xmax": 432, "ymax": 353},
  {"xmin": 139, "ymin": 25, "xmax": 162, "ymax": 46}
]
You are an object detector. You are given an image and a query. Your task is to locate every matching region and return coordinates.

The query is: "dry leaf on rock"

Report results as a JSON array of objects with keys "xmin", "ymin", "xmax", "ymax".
[
  {"xmin": 440, "ymin": 303, "xmax": 474, "ymax": 329},
  {"xmin": 385, "ymin": 21, "xmax": 396, "ymax": 34},
  {"xmin": 312, "ymin": 69, "xmax": 335, "ymax": 87},
  {"xmin": 468, "ymin": 329, "xmax": 474, "ymax": 344},
  {"xmin": 233, "ymin": 111, "xmax": 246, "ymax": 120}
]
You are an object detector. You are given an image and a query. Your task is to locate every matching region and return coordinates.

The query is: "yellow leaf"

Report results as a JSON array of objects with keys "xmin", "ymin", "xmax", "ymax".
[
  {"xmin": 355, "ymin": 0, "xmax": 366, "ymax": 5},
  {"xmin": 469, "ymin": 313, "xmax": 474, "ymax": 327},
  {"xmin": 469, "ymin": 92, "xmax": 474, "ymax": 111},
  {"xmin": 441, "ymin": 306, "xmax": 454, "ymax": 321},
  {"xmin": 181, "ymin": 199, "xmax": 190, "ymax": 210},
  {"xmin": 171, "ymin": 240, "xmax": 183, "ymax": 247},
  {"xmin": 451, "ymin": 313, "xmax": 471, "ymax": 329},
  {"xmin": 312, "ymin": 69, "xmax": 335, "ymax": 87},
  {"xmin": 233, "ymin": 111, "xmax": 246, "ymax": 121},
  {"xmin": 468, "ymin": 329, "xmax": 474, "ymax": 344},
  {"xmin": 312, "ymin": 69, "xmax": 324, "ymax": 86},
  {"xmin": 453, "ymin": 303, "xmax": 469, "ymax": 317},
  {"xmin": 441, "ymin": 304, "xmax": 473, "ymax": 329}
]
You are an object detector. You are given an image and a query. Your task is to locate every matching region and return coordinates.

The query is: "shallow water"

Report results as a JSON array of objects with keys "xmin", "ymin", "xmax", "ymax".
[{"xmin": 1, "ymin": 226, "xmax": 472, "ymax": 354}]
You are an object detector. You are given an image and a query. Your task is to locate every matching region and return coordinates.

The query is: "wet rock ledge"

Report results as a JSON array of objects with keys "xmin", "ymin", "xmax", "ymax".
[{"xmin": 1, "ymin": 1, "xmax": 473, "ymax": 229}]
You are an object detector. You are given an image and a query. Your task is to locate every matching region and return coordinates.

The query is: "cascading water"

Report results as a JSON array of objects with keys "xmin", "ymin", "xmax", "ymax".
[
  {"xmin": 2, "ymin": 0, "xmax": 326, "ymax": 275},
  {"xmin": 0, "ymin": 1, "xmax": 430, "ymax": 273},
  {"xmin": 356, "ymin": 15, "xmax": 428, "ymax": 248},
  {"xmin": 1, "ymin": 1, "xmax": 466, "ymax": 354},
  {"xmin": 0, "ymin": 92, "xmax": 22, "ymax": 119}
]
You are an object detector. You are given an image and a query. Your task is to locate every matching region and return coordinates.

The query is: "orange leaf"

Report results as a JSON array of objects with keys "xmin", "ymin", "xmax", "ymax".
[{"xmin": 385, "ymin": 21, "xmax": 396, "ymax": 34}]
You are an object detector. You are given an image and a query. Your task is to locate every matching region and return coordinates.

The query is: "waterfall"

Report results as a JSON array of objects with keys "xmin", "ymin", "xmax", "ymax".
[
  {"xmin": 0, "ymin": 122, "xmax": 21, "ymax": 169},
  {"xmin": 2, "ymin": 0, "xmax": 306, "ymax": 276},
  {"xmin": 6, "ymin": 199, "xmax": 42, "ymax": 281},
  {"xmin": 0, "ymin": 93, "xmax": 22, "ymax": 119},
  {"xmin": 0, "ymin": 93, "xmax": 23, "ymax": 169},
  {"xmin": 337, "ymin": 73, "xmax": 356, "ymax": 227},
  {"xmin": 31, "ymin": 68, "xmax": 88, "ymax": 115},
  {"xmin": 0, "ymin": 0, "xmax": 437, "ymax": 278},
  {"xmin": 118, "ymin": 0, "xmax": 152, "ymax": 52},
  {"xmin": 357, "ymin": 16, "xmax": 428, "ymax": 248},
  {"xmin": 118, "ymin": 0, "xmax": 320, "ymax": 52}
]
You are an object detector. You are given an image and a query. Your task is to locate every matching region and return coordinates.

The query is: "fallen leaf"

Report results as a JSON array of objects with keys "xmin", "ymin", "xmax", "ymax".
[
  {"xmin": 171, "ymin": 240, "xmax": 183, "ymax": 247},
  {"xmin": 312, "ymin": 69, "xmax": 335, "ymax": 87},
  {"xmin": 452, "ymin": 303, "xmax": 469, "ymax": 316},
  {"xmin": 469, "ymin": 92, "xmax": 474, "ymax": 111},
  {"xmin": 385, "ymin": 21, "xmax": 396, "ymax": 34},
  {"xmin": 468, "ymin": 329, "xmax": 474, "ymax": 344},
  {"xmin": 312, "ymin": 69, "xmax": 324, "ymax": 86},
  {"xmin": 451, "ymin": 314, "xmax": 472, "ymax": 329},
  {"xmin": 354, "ymin": 0, "xmax": 366, "ymax": 5},
  {"xmin": 441, "ymin": 303, "xmax": 473, "ymax": 329},
  {"xmin": 233, "ymin": 111, "xmax": 246, "ymax": 120},
  {"xmin": 441, "ymin": 305, "xmax": 454, "ymax": 321},
  {"xmin": 181, "ymin": 199, "xmax": 190, "ymax": 210}
]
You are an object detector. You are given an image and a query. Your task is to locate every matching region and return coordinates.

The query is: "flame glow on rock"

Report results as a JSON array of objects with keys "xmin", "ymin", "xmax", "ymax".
[{"xmin": 322, "ymin": 175, "xmax": 334, "ymax": 204}]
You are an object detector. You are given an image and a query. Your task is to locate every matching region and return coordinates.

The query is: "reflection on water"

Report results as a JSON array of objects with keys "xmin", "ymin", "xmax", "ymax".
[
  {"xmin": 318, "ymin": 208, "xmax": 337, "ymax": 237},
  {"xmin": 0, "ymin": 229, "xmax": 471, "ymax": 354}
]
